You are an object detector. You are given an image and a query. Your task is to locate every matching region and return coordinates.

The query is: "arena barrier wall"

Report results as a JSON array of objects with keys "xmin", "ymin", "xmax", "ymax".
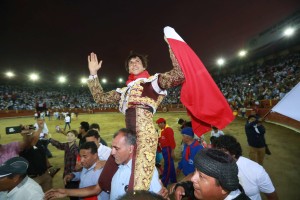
[
  {"xmin": 1, "ymin": 101, "xmax": 299, "ymax": 132},
  {"xmin": 258, "ymin": 108, "xmax": 300, "ymax": 132},
  {"xmin": 247, "ymin": 99, "xmax": 300, "ymax": 132},
  {"xmin": 0, "ymin": 108, "xmax": 119, "ymax": 118}
]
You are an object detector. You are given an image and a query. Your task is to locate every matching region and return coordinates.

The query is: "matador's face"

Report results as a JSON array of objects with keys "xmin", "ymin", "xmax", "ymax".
[{"xmin": 128, "ymin": 57, "xmax": 145, "ymax": 76}]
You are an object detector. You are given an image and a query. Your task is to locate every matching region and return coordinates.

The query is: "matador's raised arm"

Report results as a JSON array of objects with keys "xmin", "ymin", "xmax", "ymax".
[
  {"xmin": 87, "ymin": 77, "xmax": 121, "ymax": 104},
  {"xmin": 158, "ymin": 49, "xmax": 185, "ymax": 89}
]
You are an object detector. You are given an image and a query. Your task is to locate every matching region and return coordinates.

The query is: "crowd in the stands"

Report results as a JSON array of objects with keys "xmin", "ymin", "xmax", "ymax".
[{"xmin": 1, "ymin": 52, "xmax": 299, "ymax": 111}]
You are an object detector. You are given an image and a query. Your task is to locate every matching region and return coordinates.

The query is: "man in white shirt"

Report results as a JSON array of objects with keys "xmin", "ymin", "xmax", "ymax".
[
  {"xmin": 34, "ymin": 117, "xmax": 52, "ymax": 158},
  {"xmin": 210, "ymin": 126, "xmax": 224, "ymax": 138},
  {"xmin": 85, "ymin": 130, "xmax": 111, "ymax": 161},
  {"xmin": 64, "ymin": 114, "xmax": 71, "ymax": 131},
  {"xmin": 34, "ymin": 112, "xmax": 38, "ymax": 119},
  {"xmin": 215, "ymin": 135, "xmax": 278, "ymax": 200},
  {"xmin": 90, "ymin": 123, "xmax": 108, "ymax": 146},
  {"xmin": 34, "ymin": 118, "xmax": 49, "ymax": 139},
  {"xmin": 0, "ymin": 157, "xmax": 44, "ymax": 200}
]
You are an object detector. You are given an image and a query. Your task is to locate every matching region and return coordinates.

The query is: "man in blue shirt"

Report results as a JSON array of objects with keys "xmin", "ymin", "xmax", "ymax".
[
  {"xmin": 110, "ymin": 128, "xmax": 162, "ymax": 200},
  {"xmin": 63, "ymin": 142, "xmax": 109, "ymax": 200},
  {"xmin": 177, "ymin": 127, "xmax": 204, "ymax": 176}
]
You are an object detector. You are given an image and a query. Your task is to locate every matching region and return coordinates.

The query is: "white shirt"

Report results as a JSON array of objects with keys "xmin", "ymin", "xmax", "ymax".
[
  {"xmin": 110, "ymin": 159, "xmax": 162, "ymax": 200},
  {"xmin": 65, "ymin": 116, "xmax": 71, "ymax": 123},
  {"xmin": 3, "ymin": 176, "xmax": 44, "ymax": 200},
  {"xmin": 210, "ymin": 130, "xmax": 224, "ymax": 137},
  {"xmin": 98, "ymin": 144, "xmax": 111, "ymax": 161},
  {"xmin": 237, "ymin": 156, "xmax": 275, "ymax": 200},
  {"xmin": 224, "ymin": 189, "xmax": 241, "ymax": 200},
  {"xmin": 34, "ymin": 122, "xmax": 49, "ymax": 138}
]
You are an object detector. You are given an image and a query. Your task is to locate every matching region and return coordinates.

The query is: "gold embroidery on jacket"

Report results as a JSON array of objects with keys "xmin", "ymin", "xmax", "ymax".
[
  {"xmin": 87, "ymin": 77, "xmax": 121, "ymax": 104},
  {"xmin": 134, "ymin": 107, "xmax": 157, "ymax": 190}
]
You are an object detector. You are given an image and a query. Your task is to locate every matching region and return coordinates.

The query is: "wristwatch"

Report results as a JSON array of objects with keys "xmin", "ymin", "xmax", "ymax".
[{"xmin": 89, "ymin": 74, "xmax": 98, "ymax": 79}]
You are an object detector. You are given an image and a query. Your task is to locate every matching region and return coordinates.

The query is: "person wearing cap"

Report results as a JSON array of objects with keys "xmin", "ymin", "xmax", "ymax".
[
  {"xmin": 156, "ymin": 117, "xmax": 177, "ymax": 186},
  {"xmin": 177, "ymin": 118, "xmax": 207, "ymax": 149},
  {"xmin": 0, "ymin": 157, "xmax": 44, "ymax": 200},
  {"xmin": 86, "ymin": 45, "xmax": 185, "ymax": 192},
  {"xmin": 245, "ymin": 115, "xmax": 266, "ymax": 165},
  {"xmin": 215, "ymin": 135, "xmax": 278, "ymax": 200},
  {"xmin": 177, "ymin": 127, "xmax": 204, "ymax": 176},
  {"xmin": 173, "ymin": 149, "xmax": 250, "ymax": 200}
]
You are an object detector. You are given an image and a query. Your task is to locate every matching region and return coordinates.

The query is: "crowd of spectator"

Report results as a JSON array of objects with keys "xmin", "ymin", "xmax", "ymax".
[
  {"xmin": 218, "ymin": 52, "xmax": 300, "ymax": 110},
  {"xmin": 0, "ymin": 86, "xmax": 108, "ymax": 111},
  {"xmin": 1, "ymin": 52, "xmax": 299, "ymax": 111}
]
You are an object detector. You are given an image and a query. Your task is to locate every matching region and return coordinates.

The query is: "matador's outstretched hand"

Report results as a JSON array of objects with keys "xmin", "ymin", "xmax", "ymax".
[{"xmin": 88, "ymin": 52, "xmax": 102, "ymax": 75}]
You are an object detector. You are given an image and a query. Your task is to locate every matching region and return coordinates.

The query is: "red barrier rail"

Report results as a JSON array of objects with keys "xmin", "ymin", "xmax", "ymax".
[{"xmin": 1, "ymin": 101, "xmax": 299, "ymax": 132}]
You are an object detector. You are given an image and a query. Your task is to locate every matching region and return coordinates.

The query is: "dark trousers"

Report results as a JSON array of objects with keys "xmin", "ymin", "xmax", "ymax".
[
  {"xmin": 161, "ymin": 146, "xmax": 177, "ymax": 186},
  {"xmin": 64, "ymin": 122, "xmax": 71, "ymax": 131},
  {"xmin": 40, "ymin": 139, "xmax": 53, "ymax": 158}
]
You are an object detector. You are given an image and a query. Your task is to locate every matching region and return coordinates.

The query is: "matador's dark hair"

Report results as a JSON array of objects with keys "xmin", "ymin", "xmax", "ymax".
[{"xmin": 125, "ymin": 51, "xmax": 148, "ymax": 72}]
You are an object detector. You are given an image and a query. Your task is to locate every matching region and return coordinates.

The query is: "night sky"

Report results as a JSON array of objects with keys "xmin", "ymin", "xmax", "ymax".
[{"xmin": 1, "ymin": 0, "xmax": 299, "ymax": 84}]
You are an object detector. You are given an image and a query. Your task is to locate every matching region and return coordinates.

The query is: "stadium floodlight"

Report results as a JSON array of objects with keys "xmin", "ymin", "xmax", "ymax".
[
  {"xmin": 283, "ymin": 27, "xmax": 295, "ymax": 37},
  {"xmin": 216, "ymin": 58, "xmax": 225, "ymax": 66},
  {"xmin": 118, "ymin": 78, "xmax": 123, "ymax": 83},
  {"xmin": 102, "ymin": 78, "xmax": 107, "ymax": 84},
  {"xmin": 5, "ymin": 71, "xmax": 15, "ymax": 78},
  {"xmin": 81, "ymin": 77, "xmax": 87, "ymax": 84},
  {"xmin": 29, "ymin": 73, "xmax": 39, "ymax": 81},
  {"xmin": 238, "ymin": 50, "xmax": 247, "ymax": 57},
  {"xmin": 58, "ymin": 76, "xmax": 66, "ymax": 83}
]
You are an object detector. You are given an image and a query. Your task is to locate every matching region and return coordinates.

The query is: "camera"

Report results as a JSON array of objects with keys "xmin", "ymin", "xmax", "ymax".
[{"xmin": 5, "ymin": 125, "xmax": 35, "ymax": 134}]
